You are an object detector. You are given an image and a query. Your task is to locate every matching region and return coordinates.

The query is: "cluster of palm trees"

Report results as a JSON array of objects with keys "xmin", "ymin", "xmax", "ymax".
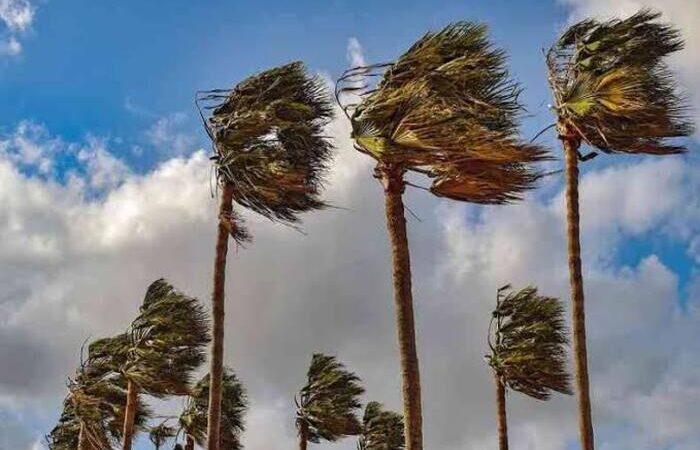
[{"xmin": 47, "ymin": 8, "xmax": 692, "ymax": 450}]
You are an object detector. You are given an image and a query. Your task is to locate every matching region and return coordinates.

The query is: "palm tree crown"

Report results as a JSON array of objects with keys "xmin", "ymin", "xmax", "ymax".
[
  {"xmin": 198, "ymin": 61, "xmax": 335, "ymax": 237},
  {"xmin": 178, "ymin": 369, "xmax": 248, "ymax": 450},
  {"xmin": 149, "ymin": 421, "xmax": 176, "ymax": 450},
  {"xmin": 547, "ymin": 9, "xmax": 693, "ymax": 155},
  {"xmin": 88, "ymin": 279, "xmax": 211, "ymax": 397},
  {"xmin": 358, "ymin": 402, "xmax": 405, "ymax": 450},
  {"xmin": 338, "ymin": 21, "xmax": 549, "ymax": 203},
  {"xmin": 296, "ymin": 353, "xmax": 365, "ymax": 444},
  {"xmin": 487, "ymin": 285, "xmax": 571, "ymax": 400}
]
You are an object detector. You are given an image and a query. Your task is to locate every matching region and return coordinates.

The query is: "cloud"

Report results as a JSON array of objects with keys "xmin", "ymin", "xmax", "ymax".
[
  {"xmin": 145, "ymin": 112, "xmax": 198, "ymax": 156},
  {"xmin": 0, "ymin": 0, "xmax": 35, "ymax": 57}
]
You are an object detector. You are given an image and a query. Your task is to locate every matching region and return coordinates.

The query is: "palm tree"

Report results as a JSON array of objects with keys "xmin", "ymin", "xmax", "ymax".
[
  {"xmin": 177, "ymin": 369, "xmax": 248, "ymax": 450},
  {"xmin": 46, "ymin": 352, "xmax": 150, "ymax": 450},
  {"xmin": 295, "ymin": 353, "xmax": 365, "ymax": 450},
  {"xmin": 196, "ymin": 61, "xmax": 334, "ymax": 450},
  {"xmin": 337, "ymin": 22, "xmax": 548, "ymax": 450},
  {"xmin": 486, "ymin": 285, "xmax": 571, "ymax": 450},
  {"xmin": 545, "ymin": 10, "xmax": 693, "ymax": 449},
  {"xmin": 357, "ymin": 402, "xmax": 404, "ymax": 450},
  {"xmin": 149, "ymin": 421, "xmax": 177, "ymax": 450},
  {"xmin": 88, "ymin": 279, "xmax": 210, "ymax": 450}
]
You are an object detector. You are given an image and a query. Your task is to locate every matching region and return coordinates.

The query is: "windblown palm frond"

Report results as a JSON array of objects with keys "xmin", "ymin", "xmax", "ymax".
[
  {"xmin": 357, "ymin": 402, "xmax": 404, "ymax": 450},
  {"xmin": 296, "ymin": 353, "xmax": 365, "ymax": 444},
  {"xmin": 89, "ymin": 279, "xmax": 211, "ymax": 397},
  {"xmin": 198, "ymin": 61, "xmax": 335, "ymax": 234},
  {"xmin": 337, "ymin": 21, "xmax": 549, "ymax": 204},
  {"xmin": 178, "ymin": 368, "xmax": 248, "ymax": 450},
  {"xmin": 547, "ymin": 9, "xmax": 693, "ymax": 154},
  {"xmin": 486, "ymin": 286, "xmax": 571, "ymax": 400},
  {"xmin": 149, "ymin": 421, "xmax": 177, "ymax": 450},
  {"xmin": 46, "ymin": 359, "xmax": 151, "ymax": 450}
]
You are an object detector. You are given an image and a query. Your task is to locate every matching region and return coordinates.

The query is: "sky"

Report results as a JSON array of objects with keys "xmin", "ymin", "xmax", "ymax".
[{"xmin": 1, "ymin": 0, "xmax": 699, "ymax": 449}]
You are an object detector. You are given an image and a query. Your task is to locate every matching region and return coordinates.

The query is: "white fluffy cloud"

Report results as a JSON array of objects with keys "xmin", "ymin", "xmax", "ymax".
[{"xmin": 0, "ymin": 0, "xmax": 34, "ymax": 57}]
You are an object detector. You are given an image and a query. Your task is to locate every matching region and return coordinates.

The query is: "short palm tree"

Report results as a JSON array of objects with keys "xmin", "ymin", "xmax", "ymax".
[
  {"xmin": 88, "ymin": 279, "xmax": 210, "ymax": 450},
  {"xmin": 545, "ymin": 10, "xmax": 693, "ymax": 449},
  {"xmin": 295, "ymin": 353, "xmax": 365, "ymax": 450},
  {"xmin": 196, "ymin": 61, "xmax": 334, "ymax": 450},
  {"xmin": 149, "ymin": 421, "xmax": 177, "ymax": 450},
  {"xmin": 486, "ymin": 285, "xmax": 571, "ymax": 450},
  {"xmin": 177, "ymin": 369, "xmax": 248, "ymax": 450},
  {"xmin": 357, "ymin": 402, "xmax": 404, "ymax": 450},
  {"xmin": 337, "ymin": 22, "xmax": 548, "ymax": 450},
  {"xmin": 46, "ymin": 355, "xmax": 150, "ymax": 450}
]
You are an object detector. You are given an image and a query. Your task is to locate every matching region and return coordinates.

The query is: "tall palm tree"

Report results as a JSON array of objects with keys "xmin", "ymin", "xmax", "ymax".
[
  {"xmin": 46, "ymin": 353, "xmax": 150, "ymax": 450},
  {"xmin": 149, "ymin": 421, "xmax": 177, "ymax": 450},
  {"xmin": 357, "ymin": 402, "xmax": 404, "ymax": 450},
  {"xmin": 545, "ymin": 10, "xmax": 693, "ymax": 449},
  {"xmin": 295, "ymin": 353, "xmax": 365, "ymax": 450},
  {"xmin": 177, "ymin": 368, "xmax": 248, "ymax": 450},
  {"xmin": 337, "ymin": 22, "xmax": 548, "ymax": 450},
  {"xmin": 486, "ymin": 285, "xmax": 571, "ymax": 450},
  {"xmin": 88, "ymin": 279, "xmax": 210, "ymax": 450},
  {"xmin": 197, "ymin": 61, "xmax": 334, "ymax": 450}
]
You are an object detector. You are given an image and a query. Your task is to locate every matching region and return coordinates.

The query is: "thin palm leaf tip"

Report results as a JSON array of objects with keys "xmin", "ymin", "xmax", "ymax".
[
  {"xmin": 547, "ymin": 9, "xmax": 693, "ymax": 154},
  {"xmin": 179, "ymin": 368, "xmax": 248, "ymax": 450},
  {"xmin": 149, "ymin": 421, "xmax": 177, "ymax": 449},
  {"xmin": 296, "ymin": 353, "xmax": 365, "ymax": 443},
  {"xmin": 487, "ymin": 286, "xmax": 572, "ymax": 401},
  {"xmin": 358, "ymin": 402, "xmax": 405, "ymax": 450},
  {"xmin": 337, "ymin": 21, "xmax": 549, "ymax": 204},
  {"xmin": 87, "ymin": 279, "xmax": 211, "ymax": 397},
  {"xmin": 199, "ymin": 61, "xmax": 335, "ymax": 228}
]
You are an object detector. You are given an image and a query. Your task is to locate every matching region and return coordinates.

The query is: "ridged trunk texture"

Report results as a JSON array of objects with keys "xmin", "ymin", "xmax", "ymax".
[
  {"xmin": 494, "ymin": 373, "xmax": 508, "ymax": 450},
  {"xmin": 121, "ymin": 379, "xmax": 138, "ymax": 450},
  {"xmin": 561, "ymin": 127, "xmax": 595, "ymax": 450},
  {"xmin": 206, "ymin": 182, "xmax": 236, "ymax": 450},
  {"xmin": 77, "ymin": 422, "xmax": 87, "ymax": 450},
  {"xmin": 185, "ymin": 434, "xmax": 195, "ymax": 450},
  {"xmin": 379, "ymin": 164, "xmax": 423, "ymax": 450},
  {"xmin": 298, "ymin": 420, "xmax": 309, "ymax": 450}
]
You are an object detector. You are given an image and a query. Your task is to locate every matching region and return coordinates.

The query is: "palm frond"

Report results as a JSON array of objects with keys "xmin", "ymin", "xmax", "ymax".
[
  {"xmin": 199, "ymin": 61, "xmax": 335, "ymax": 227},
  {"xmin": 338, "ymin": 21, "xmax": 549, "ymax": 203},
  {"xmin": 357, "ymin": 402, "xmax": 404, "ymax": 450},
  {"xmin": 547, "ymin": 8, "xmax": 693, "ymax": 154},
  {"xmin": 296, "ymin": 353, "xmax": 365, "ymax": 443},
  {"xmin": 486, "ymin": 286, "xmax": 572, "ymax": 401}
]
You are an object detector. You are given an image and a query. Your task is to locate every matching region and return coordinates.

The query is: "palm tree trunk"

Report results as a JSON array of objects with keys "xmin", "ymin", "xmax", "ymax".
[
  {"xmin": 298, "ymin": 420, "xmax": 309, "ymax": 450},
  {"xmin": 206, "ymin": 182, "xmax": 236, "ymax": 450},
  {"xmin": 379, "ymin": 164, "xmax": 423, "ymax": 450},
  {"xmin": 122, "ymin": 379, "xmax": 139, "ymax": 450},
  {"xmin": 561, "ymin": 129, "xmax": 595, "ymax": 450},
  {"xmin": 185, "ymin": 434, "xmax": 196, "ymax": 450},
  {"xmin": 494, "ymin": 373, "xmax": 508, "ymax": 450}
]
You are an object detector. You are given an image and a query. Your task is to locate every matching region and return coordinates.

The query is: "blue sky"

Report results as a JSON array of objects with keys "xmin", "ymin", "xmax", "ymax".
[{"xmin": 1, "ymin": 1, "xmax": 699, "ymax": 449}]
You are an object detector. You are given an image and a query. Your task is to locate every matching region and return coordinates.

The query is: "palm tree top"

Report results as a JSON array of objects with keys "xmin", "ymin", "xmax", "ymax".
[
  {"xmin": 198, "ymin": 61, "xmax": 335, "ymax": 229},
  {"xmin": 487, "ymin": 285, "xmax": 572, "ymax": 401},
  {"xmin": 337, "ymin": 21, "xmax": 549, "ymax": 204},
  {"xmin": 178, "ymin": 368, "xmax": 248, "ymax": 450},
  {"xmin": 358, "ymin": 401, "xmax": 405, "ymax": 450},
  {"xmin": 296, "ymin": 353, "xmax": 365, "ymax": 443},
  {"xmin": 87, "ymin": 279, "xmax": 211, "ymax": 397},
  {"xmin": 547, "ymin": 8, "xmax": 694, "ymax": 155},
  {"xmin": 149, "ymin": 420, "xmax": 177, "ymax": 449}
]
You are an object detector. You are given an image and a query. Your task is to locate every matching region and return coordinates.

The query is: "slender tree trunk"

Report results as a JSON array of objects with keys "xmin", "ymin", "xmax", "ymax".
[
  {"xmin": 298, "ymin": 420, "xmax": 309, "ymax": 450},
  {"xmin": 185, "ymin": 434, "xmax": 196, "ymax": 450},
  {"xmin": 207, "ymin": 182, "xmax": 236, "ymax": 450},
  {"xmin": 378, "ymin": 163, "xmax": 423, "ymax": 450},
  {"xmin": 494, "ymin": 373, "xmax": 508, "ymax": 450},
  {"xmin": 122, "ymin": 379, "xmax": 139, "ymax": 450},
  {"xmin": 561, "ymin": 126, "xmax": 595, "ymax": 450}
]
